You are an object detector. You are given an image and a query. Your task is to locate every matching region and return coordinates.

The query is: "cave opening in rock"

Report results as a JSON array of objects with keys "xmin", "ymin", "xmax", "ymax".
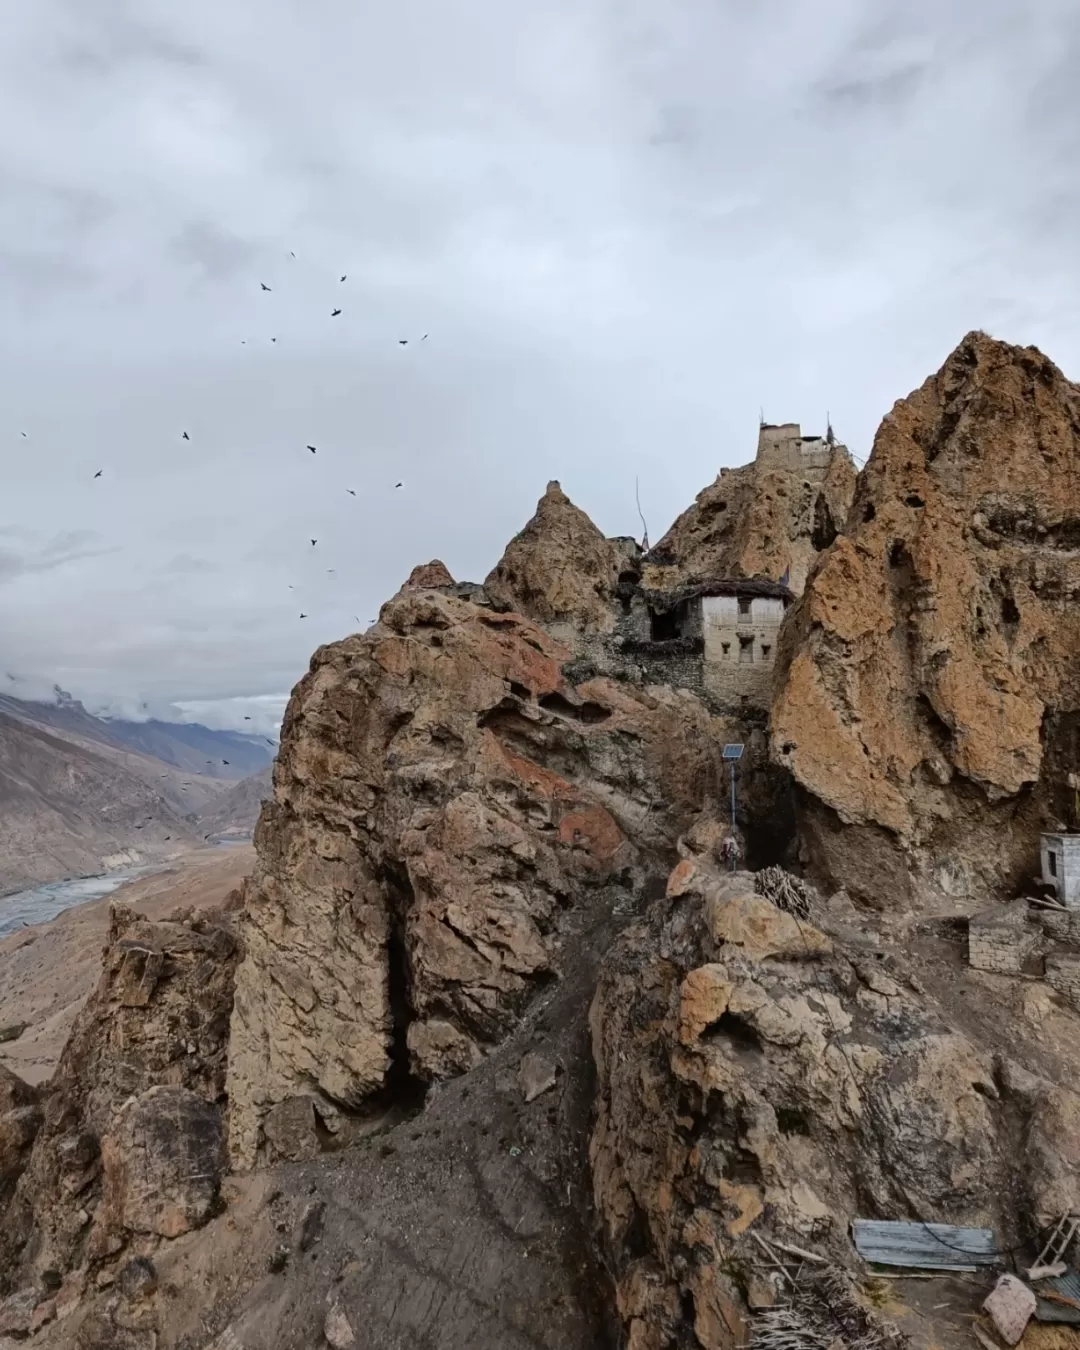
[
  {"xmin": 811, "ymin": 493, "xmax": 839, "ymax": 551},
  {"xmin": 381, "ymin": 865, "xmax": 430, "ymax": 1116}
]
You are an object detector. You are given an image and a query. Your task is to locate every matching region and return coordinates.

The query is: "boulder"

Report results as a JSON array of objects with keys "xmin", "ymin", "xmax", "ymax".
[{"xmin": 98, "ymin": 1087, "xmax": 226, "ymax": 1238}]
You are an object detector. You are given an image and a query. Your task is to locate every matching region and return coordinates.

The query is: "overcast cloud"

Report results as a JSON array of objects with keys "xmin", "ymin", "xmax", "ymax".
[{"xmin": 2, "ymin": 0, "xmax": 1079, "ymax": 734}]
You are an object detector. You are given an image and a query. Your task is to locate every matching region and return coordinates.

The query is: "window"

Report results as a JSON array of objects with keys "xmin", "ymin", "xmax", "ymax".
[
  {"xmin": 650, "ymin": 602, "xmax": 691, "ymax": 642},
  {"xmin": 737, "ymin": 596, "xmax": 752, "ymax": 623},
  {"xmin": 761, "ymin": 644, "xmax": 771, "ymax": 659},
  {"xmin": 721, "ymin": 642, "xmax": 731, "ymax": 658},
  {"xmin": 738, "ymin": 635, "xmax": 754, "ymax": 664},
  {"xmin": 1049, "ymin": 851, "xmax": 1058, "ymax": 878}
]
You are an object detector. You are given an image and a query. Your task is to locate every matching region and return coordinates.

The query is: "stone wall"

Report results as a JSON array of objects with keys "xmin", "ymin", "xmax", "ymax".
[
  {"xmin": 968, "ymin": 905, "xmax": 1041, "ymax": 973},
  {"xmin": 1046, "ymin": 953, "xmax": 1080, "ymax": 1012}
]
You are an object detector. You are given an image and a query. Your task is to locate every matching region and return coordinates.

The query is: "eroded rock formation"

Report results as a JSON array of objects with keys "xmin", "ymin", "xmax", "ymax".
[
  {"xmin": 772, "ymin": 333, "xmax": 1080, "ymax": 907},
  {"xmin": 484, "ymin": 480, "xmax": 623, "ymax": 639},
  {"xmin": 591, "ymin": 858, "xmax": 1080, "ymax": 1349},
  {"xmin": 647, "ymin": 424, "xmax": 856, "ymax": 595},
  {"xmin": 0, "ymin": 900, "xmax": 239, "ymax": 1292},
  {"xmin": 226, "ymin": 580, "xmax": 762, "ymax": 1169}
]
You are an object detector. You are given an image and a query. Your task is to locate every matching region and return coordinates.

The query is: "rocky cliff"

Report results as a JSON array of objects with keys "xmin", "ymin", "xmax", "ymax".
[
  {"xmin": 225, "ymin": 578, "xmax": 768, "ymax": 1169},
  {"xmin": 772, "ymin": 333, "xmax": 1080, "ymax": 908},
  {"xmin": 0, "ymin": 899, "xmax": 240, "ymax": 1299},
  {"xmin": 591, "ymin": 857, "xmax": 1080, "ymax": 1349},
  {"xmin": 484, "ymin": 480, "xmax": 624, "ymax": 637},
  {"xmin": 647, "ymin": 426, "xmax": 857, "ymax": 595}
]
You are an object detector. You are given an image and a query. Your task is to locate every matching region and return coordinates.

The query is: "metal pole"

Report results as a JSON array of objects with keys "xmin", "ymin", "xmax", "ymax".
[{"xmin": 730, "ymin": 762, "xmax": 737, "ymax": 869}]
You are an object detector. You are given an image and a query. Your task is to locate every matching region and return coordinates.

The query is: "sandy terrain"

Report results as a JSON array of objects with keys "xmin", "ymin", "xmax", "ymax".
[{"xmin": 0, "ymin": 844, "xmax": 253, "ymax": 1085}]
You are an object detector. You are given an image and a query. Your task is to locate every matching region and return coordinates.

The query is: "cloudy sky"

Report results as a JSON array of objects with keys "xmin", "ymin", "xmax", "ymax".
[{"xmin": 1, "ymin": 0, "xmax": 1078, "ymax": 734}]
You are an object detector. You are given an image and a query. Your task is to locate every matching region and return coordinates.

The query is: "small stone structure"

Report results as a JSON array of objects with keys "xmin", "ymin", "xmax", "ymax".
[
  {"xmin": 1041, "ymin": 833, "xmax": 1080, "ymax": 908},
  {"xmin": 968, "ymin": 902, "xmax": 1042, "ymax": 974},
  {"xmin": 966, "ymin": 900, "xmax": 1080, "ymax": 1014}
]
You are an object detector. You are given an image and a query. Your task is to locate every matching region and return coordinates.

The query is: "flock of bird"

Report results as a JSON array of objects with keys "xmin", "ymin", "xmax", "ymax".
[{"xmin": 44, "ymin": 261, "xmax": 425, "ymax": 629}]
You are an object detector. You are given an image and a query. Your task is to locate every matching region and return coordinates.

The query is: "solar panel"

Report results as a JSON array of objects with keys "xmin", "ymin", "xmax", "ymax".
[{"xmin": 721, "ymin": 744, "xmax": 744, "ymax": 761}]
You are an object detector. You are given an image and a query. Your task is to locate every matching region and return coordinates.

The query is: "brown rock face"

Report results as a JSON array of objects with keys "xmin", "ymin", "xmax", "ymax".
[
  {"xmin": 483, "ymin": 481, "xmax": 622, "ymax": 638},
  {"xmin": 0, "ymin": 1065, "xmax": 40, "ymax": 1209},
  {"xmin": 226, "ymin": 585, "xmax": 750, "ymax": 1169},
  {"xmin": 590, "ymin": 859, "xmax": 1080, "ymax": 1350},
  {"xmin": 403, "ymin": 559, "xmax": 455, "ymax": 589},
  {"xmin": 0, "ymin": 901, "xmax": 239, "ymax": 1289},
  {"xmin": 772, "ymin": 333, "xmax": 1080, "ymax": 906},
  {"xmin": 648, "ymin": 426, "xmax": 856, "ymax": 595},
  {"xmin": 99, "ymin": 1086, "xmax": 226, "ymax": 1239}
]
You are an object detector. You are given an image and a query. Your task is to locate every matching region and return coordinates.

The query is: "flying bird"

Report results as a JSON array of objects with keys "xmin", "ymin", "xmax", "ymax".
[
  {"xmin": 271, "ymin": 337, "xmax": 277, "ymax": 343},
  {"xmin": 244, "ymin": 716, "xmax": 252, "ymax": 720},
  {"xmin": 346, "ymin": 489, "xmax": 355, "ymax": 496},
  {"xmin": 182, "ymin": 431, "xmax": 189, "ymax": 440},
  {"xmin": 20, "ymin": 432, "xmax": 26, "ymax": 438},
  {"xmin": 421, "ymin": 334, "xmax": 428, "ymax": 340},
  {"xmin": 300, "ymin": 612, "xmax": 308, "ymax": 619},
  {"xmin": 222, "ymin": 760, "xmax": 230, "ymax": 766},
  {"xmin": 327, "ymin": 568, "xmax": 335, "ymax": 574},
  {"xmin": 310, "ymin": 539, "xmax": 317, "ymax": 546},
  {"xmin": 399, "ymin": 339, "xmax": 408, "ymax": 345},
  {"xmin": 290, "ymin": 251, "xmax": 296, "ymax": 258},
  {"xmin": 93, "ymin": 470, "xmax": 103, "ymax": 479},
  {"xmin": 331, "ymin": 308, "xmax": 341, "ymax": 317},
  {"xmin": 307, "ymin": 445, "xmax": 316, "ymax": 454},
  {"xmin": 261, "ymin": 283, "xmax": 271, "ymax": 292},
  {"xmin": 395, "ymin": 482, "xmax": 403, "ymax": 489},
  {"xmin": 340, "ymin": 274, "xmax": 346, "ymax": 282}
]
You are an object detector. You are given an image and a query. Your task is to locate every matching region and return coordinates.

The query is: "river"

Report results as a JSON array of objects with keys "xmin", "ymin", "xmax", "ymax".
[{"xmin": 0, "ymin": 841, "xmax": 250, "ymax": 939}]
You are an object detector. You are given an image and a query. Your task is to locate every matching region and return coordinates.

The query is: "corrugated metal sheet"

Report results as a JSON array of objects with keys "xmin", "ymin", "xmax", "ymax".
[
  {"xmin": 852, "ymin": 1220, "xmax": 999, "ymax": 1271},
  {"xmin": 1034, "ymin": 1272, "xmax": 1080, "ymax": 1324}
]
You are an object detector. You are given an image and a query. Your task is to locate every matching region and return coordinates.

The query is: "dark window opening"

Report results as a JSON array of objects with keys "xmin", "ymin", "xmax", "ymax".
[
  {"xmin": 738, "ymin": 635, "xmax": 754, "ymax": 664},
  {"xmin": 737, "ymin": 596, "xmax": 752, "ymax": 621},
  {"xmin": 721, "ymin": 642, "xmax": 731, "ymax": 658},
  {"xmin": 863, "ymin": 502, "xmax": 876, "ymax": 523},
  {"xmin": 761, "ymin": 644, "xmax": 771, "ymax": 658},
  {"xmin": 618, "ymin": 570, "xmax": 640, "ymax": 586},
  {"xmin": 650, "ymin": 600, "xmax": 690, "ymax": 642},
  {"xmin": 905, "ymin": 493, "xmax": 925, "ymax": 508},
  {"xmin": 1048, "ymin": 851, "xmax": 1058, "ymax": 878}
]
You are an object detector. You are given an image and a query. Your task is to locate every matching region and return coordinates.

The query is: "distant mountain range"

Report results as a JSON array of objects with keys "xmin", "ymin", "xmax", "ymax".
[
  {"xmin": 0, "ymin": 690, "xmax": 275, "ymax": 896},
  {"xmin": 190, "ymin": 765, "xmax": 273, "ymax": 840}
]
